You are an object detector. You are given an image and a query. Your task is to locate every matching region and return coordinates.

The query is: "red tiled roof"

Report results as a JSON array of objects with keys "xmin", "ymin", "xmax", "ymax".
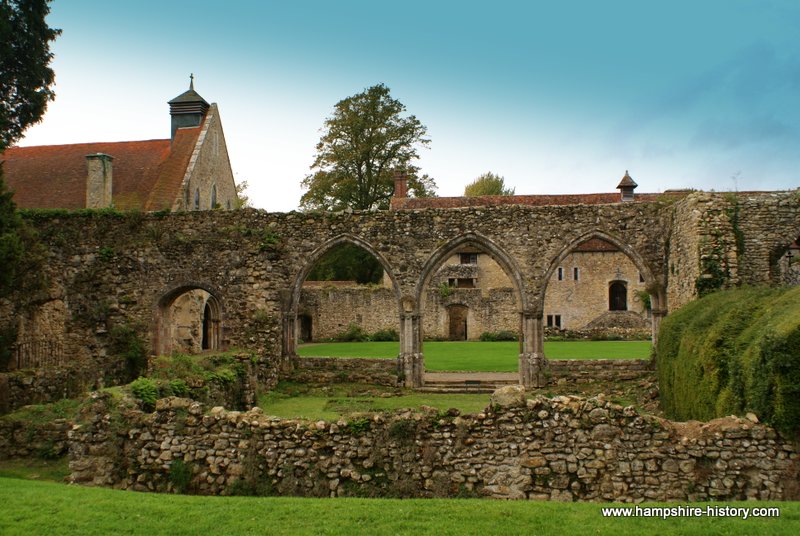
[
  {"xmin": 145, "ymin": 127, "xmax": 200, "ymax": 211},
  {"xmin": 390, "ymin": 192, "xmax": 673, "ymax": 210},
  {"xmin": 0, "ymin": 127, "xmax": 201, "ymax": 211}
]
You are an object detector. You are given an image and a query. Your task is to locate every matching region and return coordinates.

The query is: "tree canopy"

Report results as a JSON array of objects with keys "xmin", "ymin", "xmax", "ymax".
[
  {"xmin": 0, "ymin": 0, "xmax": 60, "ymax": 152},
  {"xmin": 464, "ymin": 172, "xmax": 515, "ymax": 197},
  {"xmin": 300, "ymin": 83, "xmax": 436, "ymax": 211}
]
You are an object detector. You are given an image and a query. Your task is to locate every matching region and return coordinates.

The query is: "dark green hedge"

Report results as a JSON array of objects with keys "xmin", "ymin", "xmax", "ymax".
[{"xmin": 657, "ymin": 286, "xmax": 800, "ymax": 436}]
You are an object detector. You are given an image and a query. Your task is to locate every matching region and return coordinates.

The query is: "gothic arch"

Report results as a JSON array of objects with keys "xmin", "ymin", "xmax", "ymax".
[
  {"xmin": 285, "ymin": 234, "xmax": 403, "ymax": 357},
  {"xmin": 153, "ymin": 282, "xmax": 225, "ymax": 356},
  {"xmin": 414, "ymin": 232, "xmax": 529, "ymax": 311},
  {"xmin": 537, "ymin": 230, "xmax": 662, "ymax": 313}
]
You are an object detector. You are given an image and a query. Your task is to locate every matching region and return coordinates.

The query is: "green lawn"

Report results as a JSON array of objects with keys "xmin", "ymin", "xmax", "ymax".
[
  {"xmin": 298, "ymin": 341, "xmax": 651, "ymax": 372},
  {"xmin": 259, "ymin": 383, "xmax": 489, "ymax": 420},
  {"xmin": 1, "ymin": 478, "xmax": 797, "ymax": 536}
]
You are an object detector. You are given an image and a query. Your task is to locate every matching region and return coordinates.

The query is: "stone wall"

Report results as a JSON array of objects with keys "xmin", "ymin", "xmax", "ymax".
[
  {"xmin": 2, "ymin": 190, "xmax": 798, "ymax": 396},
  {"xmin": 286, "ymin": 357, "xmax": 400, "ymax": 386},
  {"xmin": 0, "ymin": 362, "xmax": 96, "ymax": 414},
  {"xmin": 68, "ymin": 393, "xmax": 799, "ymax": 501},
  {"xmin": 0, "ymin": 417, "xmax": 72, "ymax": 460},
  {"xmin": 547, "ymin": 359, "xmax": 653, "ymax": 384}
]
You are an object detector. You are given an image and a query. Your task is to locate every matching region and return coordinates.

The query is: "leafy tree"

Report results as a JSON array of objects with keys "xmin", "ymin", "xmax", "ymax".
[
  {"xmin": 234, "ymin": 179, "xmax": 251, "ymax": 209},
  {"xmin": 300, "ymin": 83, "xmax": 436, "ymax": 211},
  {"xmin": 306, "ymin": 243, "xmax": 383, "ymax": 284},
  {"xmin": 0, "ymin": 0, "xmax": 61, "ymax": 151},
  {"xmin": 464, "ymin": 172, "xmax": 515, "ymax": 197}
]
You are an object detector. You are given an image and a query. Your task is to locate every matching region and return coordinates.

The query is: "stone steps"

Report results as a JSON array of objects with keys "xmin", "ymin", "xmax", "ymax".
[{"xmin": 417, "ymin": 379, "xmax": 519, "ymax": 394}]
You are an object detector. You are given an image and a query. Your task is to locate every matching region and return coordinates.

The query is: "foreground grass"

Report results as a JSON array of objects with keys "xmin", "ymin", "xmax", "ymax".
[
  {"xmin": 259, "ymin": 383, "xmax": 489, "ymax": 420},
  {"xmin": 298, "ymin": 341, "xmax": 651, "ymax": 371},
  {"xmin": 0, "ymin": 478, "xmax": 797, "ymax": 536}
]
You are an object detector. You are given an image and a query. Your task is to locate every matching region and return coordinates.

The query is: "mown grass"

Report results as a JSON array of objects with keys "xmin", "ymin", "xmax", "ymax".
[
  {"xmin": 0, "ymin": 478, "xmax": 797, "ymax": 536},
  {"xmin": 0, "ymin": 458, "xmax": 70, "ymax": 482},
  {"xmin": 298, "ymin": 340, "xmax": 651, "ymax": 371},
  {"xmin": 259, "ymin": 383, "xmax": 489, "ymax": 420}
]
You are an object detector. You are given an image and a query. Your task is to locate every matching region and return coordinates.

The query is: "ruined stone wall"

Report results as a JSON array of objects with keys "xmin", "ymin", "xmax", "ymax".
[
  {"xmin": 547, "ymin": 359, "xmax": 653, "ymax": 384},
  {"xmin": 69, "ymin": 394, "xmax": 798, "ymax": 501},
  {"xmin": 299, "ymin": 286, "xmax": 400, "ymax": 340},
  {"xmin": 0, "ymin": 417, "xmax": 72, "ymax": 460},
  {"xmin": 286, "ymin": 357, "xmax": 400, "ymax": 386}
]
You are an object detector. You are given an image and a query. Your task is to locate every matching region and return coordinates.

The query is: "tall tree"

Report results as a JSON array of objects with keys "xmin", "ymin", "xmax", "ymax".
[
  {"xmin": 464, "ymin": 172, "xmax": 515, "ymax": 197},
  {"xmin": 0, "ymin": 0, "xmax": 57, "ymax": 302},
  {"xmin": 0, "ymin": 0, "xmax": 61, "ymax": 152},
  {"xmin": 300, "ymin": 83, "xmax": 436, "ymax": 211}
]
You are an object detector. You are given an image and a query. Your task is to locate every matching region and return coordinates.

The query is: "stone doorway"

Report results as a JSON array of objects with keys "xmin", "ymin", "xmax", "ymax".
[
  {"xmin": 299, "ymin": 314, "xmax": 313, "ymax": 342},
  {"xmin": 448, "ymin": 304, "xmax": 468, "ymax": 341},
  {"xmin": 609, "ymin": 280, "xmax": 628, "ymax": 311}
]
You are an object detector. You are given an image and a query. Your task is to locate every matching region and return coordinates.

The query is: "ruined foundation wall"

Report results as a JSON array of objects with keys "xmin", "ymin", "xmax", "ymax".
[{"xmin": 69, "ymin": 394, "xmax": 799, "ymax": 502}]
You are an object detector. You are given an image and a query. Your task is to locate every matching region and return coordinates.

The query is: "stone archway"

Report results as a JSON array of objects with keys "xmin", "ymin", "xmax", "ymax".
[
  {"xmin": 285, "ymin": 234, "xmax": 403, "ymax": 359},
  {"xmin": 154, "ymin": 284, "xmax": 224, "ymax": 356},
  {"xmin": 415, "ymin": 232, "xmax": 530, "ymax": 387},
  {"xmin": 538, "ymin": 230, "xmax": 665, "ymax": 350}
]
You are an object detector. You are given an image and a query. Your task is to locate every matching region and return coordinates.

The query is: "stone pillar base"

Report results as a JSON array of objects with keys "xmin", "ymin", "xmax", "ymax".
[
  {"xmin": 398, "ymin": 353, "xmax": 423, "ymax": 388},
  {"xmin": 520, "ymin": 352, "xmax": 549, "ymax": 388}
]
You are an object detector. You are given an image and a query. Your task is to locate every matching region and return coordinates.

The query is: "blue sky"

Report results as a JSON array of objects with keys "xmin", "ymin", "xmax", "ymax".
[{"xmin": 18, "ymin": 0, "xmax": 800, "ymax": 210}]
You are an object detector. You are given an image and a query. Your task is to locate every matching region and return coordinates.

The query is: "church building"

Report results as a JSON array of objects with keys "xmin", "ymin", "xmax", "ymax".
[{"xmin": 0, "ymin": 79, "xmax": 237, "ymax": 212}]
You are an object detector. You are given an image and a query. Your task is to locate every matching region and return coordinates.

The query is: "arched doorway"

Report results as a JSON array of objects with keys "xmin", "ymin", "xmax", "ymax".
[
  {"xmin": 609, "ymin": 280, "xmax": 628, "ymax": 311},
  {"xmin": 447, "ymin": 304, "xmax": 469, "ymax": 340},
  {"xmin": 155, "ymin": 286, "xmax": 223, "ymax": 356}
]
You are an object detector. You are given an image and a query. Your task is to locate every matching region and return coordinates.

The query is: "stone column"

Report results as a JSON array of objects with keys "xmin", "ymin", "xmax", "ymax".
[
  {"xmin": 282, "ymin": 312, "xmax": 297, "ymax": 371},
  {"xmin": 650, "ymin": 308, "xmax": 667, "ymax": 352},
  {"xmin": 519, "ymin": 310, "xmax": 548, "ymax": 388},
  {"xmin": 398, "ymin": 312, "xmax": 423, "ymax": 387}
]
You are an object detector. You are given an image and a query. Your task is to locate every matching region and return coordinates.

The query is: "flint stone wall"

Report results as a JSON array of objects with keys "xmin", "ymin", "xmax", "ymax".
[
  {"xmin": 547, "ymin": 359, "xmax": 654, "ymax": 384},
  {"xmin": 286, "ymin": 357, "xmax": 400, "ymax": 386},
  {"xmin": 68, "ymin": 394, "xmax": 798, "ymax": 502},
  {"xmin": 0, "ymin": 417, "xmax": 71, "ymax": 460}
]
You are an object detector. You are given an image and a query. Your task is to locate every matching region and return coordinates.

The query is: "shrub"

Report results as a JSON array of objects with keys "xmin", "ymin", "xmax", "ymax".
[
  {"xmin": 657, "ymin": 286, "xmax": 800, "ymax": 436},
  {"xmin": 335, "ymin": 323, "xmax": 369, "ymax": 342},
  {"xmin": 130, "ymin": 377, "xmax": 158, "ymax": 411},
  {"xmin": 109, "ymin": 324, "xmax": 147, "ymax": 380},
  {"xmin": 169, "ymin": 459, "xmax": 193, "ymax": 494},
  {"xmin": 371, "ymin": 328, "xmax": 399, "ymax": 342},
  {"xmin": 479, "ymin": 330, "xmax": 518, "ymax": 342}
]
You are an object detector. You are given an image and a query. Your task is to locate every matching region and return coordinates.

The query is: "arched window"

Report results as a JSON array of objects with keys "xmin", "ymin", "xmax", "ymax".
[
  {"xmin": 210, "ymin": 184, "xmax": 217, "ymax": 209},
  {"xmin": 194, "ymin": 188, "xmax": 200, "ymax": 210},
  {"xmin": 609, "ymin": 281, "xmax": 627, "ymax": 311}
]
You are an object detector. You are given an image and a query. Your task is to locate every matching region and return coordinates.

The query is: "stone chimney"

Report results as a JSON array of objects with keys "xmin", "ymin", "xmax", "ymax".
[
  {"xmin": 393, "ymin": 171, "xmax": 408, "ymax": 198},
  {"xmin": 168, "ymin": 74, "xmax": 210, "ymax": 141},
  {"xmin": 85, "ymin": 153, "xmax": 113, "ymax": 208},
  {"xmin": 616, "ymin": 170, "xmax": 638, "ymax": 202}
]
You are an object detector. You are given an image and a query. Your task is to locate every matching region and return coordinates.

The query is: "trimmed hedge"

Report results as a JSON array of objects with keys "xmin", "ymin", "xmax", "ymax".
[{"xmin": 657, "ymin": 286, "xmax": 800, "ymax": 436}]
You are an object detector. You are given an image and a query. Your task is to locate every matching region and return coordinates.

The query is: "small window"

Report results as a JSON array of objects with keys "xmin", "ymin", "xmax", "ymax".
[
  {"xmin": 210, "ymin": 184, "xmax": 217, "ymax": 209},
  {"xmin": 547, "ymin": 315, "xmax": 561, "ymax": 328},
  {"xmin": 448, "ymin": 278, "xmax": 456, "ymax": 287},
  {"xmin": 460, "ymin": 253, "xmax": 478, "ymax": 265},
  {"xmin": 557, "ymin": 267, "xmax": 563, "ymax": 281},
  {"xmin": 546, "ymin": 314, "xmax": 553, "ymax": 327},
  {"xmin": 573, "ymin": 267, "xmax": 579, "ymax": 281},
  {"xmin": 639, "ymin": 273, "xmax": 645, "ymax": 283},
  {"xmin": 194, "ymin": 188, "xmax": 200, "ymax": 210}
]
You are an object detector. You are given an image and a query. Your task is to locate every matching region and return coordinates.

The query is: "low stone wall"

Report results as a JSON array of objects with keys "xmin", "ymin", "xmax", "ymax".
[
  {"xmin": 548, "ymin": 359, "xmax": 654, "ymax": 384},
  {"xmin": 285, "ymin": 357, "xmax": 400, "ymax": 386},
  {"xmin": 0, "ymin": 362, "xmax": 94, "ymax": 415},
  {"xmin": 0, "ymin": 417, "xmax": 72, "ymax": 459},
  {"xmin": 68, "ymin": 392, "xmax": 798, "ymax": 501}
]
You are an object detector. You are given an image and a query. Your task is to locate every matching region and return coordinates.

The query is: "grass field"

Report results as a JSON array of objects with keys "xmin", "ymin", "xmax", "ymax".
[
  {"xmin": 259, "ymin": 382, "xmax": 489, "ymax": 420},
  {"xmin": 0, "ymin": 477, "xmax": 797, "ymax": 536},
  {"xmin": 298, "ymin": 340, "xmax": 651, "ymax": 372}
]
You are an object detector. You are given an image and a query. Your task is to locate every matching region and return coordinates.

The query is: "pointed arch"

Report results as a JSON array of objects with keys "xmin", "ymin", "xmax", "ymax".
[
  {"xmin": 288, "ymin": 233, "xmax": 402, "ymax": 312},
  {"xmin": 153, "ymin": 281, "xmax": 225, "ymax": 356},
  {"xmin": 415, "ymin": 232, "xmax": 529, "ymax": 311},
  {"xmin": 536, "ymin": 229, "xmax": 661, "ymax": 316}
]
